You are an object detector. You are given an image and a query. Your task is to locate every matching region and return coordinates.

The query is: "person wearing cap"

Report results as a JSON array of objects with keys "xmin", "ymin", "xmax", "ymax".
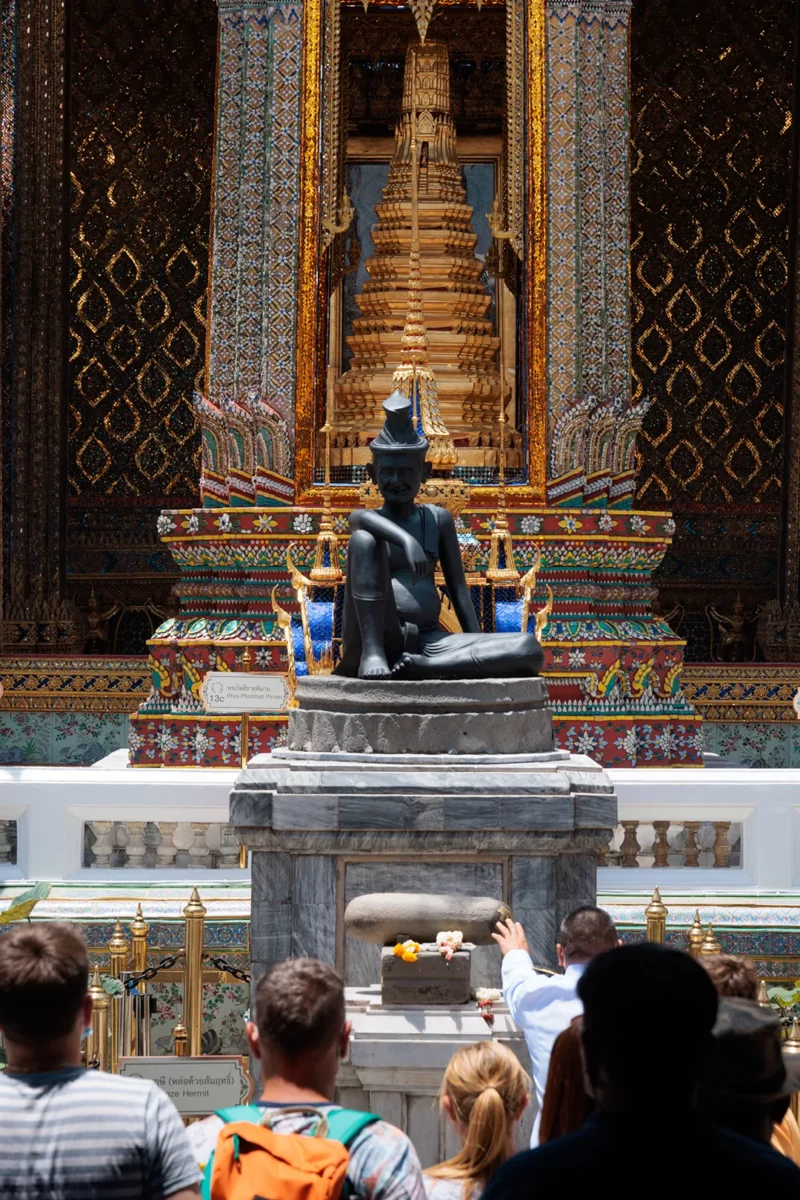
[
  {"xmin": 700, "ymin": 996, "xmax": 800, "ymax": 1158},
  {"xmin": 481, "ymin": 945, "xmax": 800, "ymax": 1197},
  {"xmin": 336, "ymin": 392, "xmax": 542, "ymax": 680},
  {"xmin": 700, "ymin": 952, "xmax": 800, "ymax": 1164}
]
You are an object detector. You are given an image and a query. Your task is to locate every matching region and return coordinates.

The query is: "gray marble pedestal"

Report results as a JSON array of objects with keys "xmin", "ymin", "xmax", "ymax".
[{"xmin": 230, "ymin": 677, "xmax": 617, "ymax": 986}]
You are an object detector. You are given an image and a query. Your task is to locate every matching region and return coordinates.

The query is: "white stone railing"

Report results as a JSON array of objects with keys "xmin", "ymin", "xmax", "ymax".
[
  {"xmin": 599, "ymin": 819, "xmax": 742, "ymax": 869},
  {"xmin": 0, "ymin": 754, "xmax": 243, "ymax": 881},
  {"xmin": 604, "ymin": 767, "xmax": 800, "ymax": 892},
  {"xmin": 83, "ymin": 821, "xmax": 241, "ymax": 869},
  {"xmin": 0, "ymin": 758, "xmax": 799, "ymax": 891}
]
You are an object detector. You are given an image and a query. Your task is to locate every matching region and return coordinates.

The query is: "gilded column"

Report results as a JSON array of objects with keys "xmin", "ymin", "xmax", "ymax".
[{"xmin": 199, "ymin": 0, "xmax": 302, "ymax": 506}]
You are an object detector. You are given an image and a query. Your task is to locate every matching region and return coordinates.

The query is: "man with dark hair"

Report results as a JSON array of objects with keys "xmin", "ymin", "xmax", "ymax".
[
  {"xmin": 0, "ymin": 922, "xmax": 200, "ymax": 1200},
  {"xmin": 701, "ymin": 955, "xmax": 800, "ymax": 1163},
  {"xmin": 482, "ymin": 945, "xmax": 800, "ymax": 1196},
  {"xmin": 493, "ymin": 906, "xmax": 617, "ymax": 1145},
  {"xmin": 190, "ymin": 958, "xmax": 425, "ymax": 1200}
]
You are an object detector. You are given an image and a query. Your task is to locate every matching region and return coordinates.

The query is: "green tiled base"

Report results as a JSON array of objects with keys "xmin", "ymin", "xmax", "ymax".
[
  {"xmin": 0, "ymin": 711, "xmax": 130, "ymax": 765},
  {"xmin": 702, "ymin": 721, "xmax": 800, "ymax": 768}
]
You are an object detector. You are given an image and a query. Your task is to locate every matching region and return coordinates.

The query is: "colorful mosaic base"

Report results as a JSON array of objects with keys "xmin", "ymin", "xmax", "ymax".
[
  {"xmin": 128, "ymin": 713, "xmax": 288, "ymax": 767},
  {"xmin": 136, "ymin": 503, "xmax": 702, "ymax": 767},
  {"xmin": 682, "ymin": 664, "xmax": 800, "ymax": 724}
]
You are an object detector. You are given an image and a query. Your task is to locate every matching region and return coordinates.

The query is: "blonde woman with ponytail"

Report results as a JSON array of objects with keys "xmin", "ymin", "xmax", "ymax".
[{"xmin": 425, "ymin": 1041, "xmax": 531, "ymax": 1200}]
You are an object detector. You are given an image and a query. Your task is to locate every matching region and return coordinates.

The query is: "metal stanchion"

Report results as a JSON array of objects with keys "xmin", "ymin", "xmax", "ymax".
[
  {"xmin": 87, "ymin": 968, "xmax": 110, "ymax": 1071},
  {"xmin": 183, "ymin": 888, "xmax": 206, "ymax": 1056}
]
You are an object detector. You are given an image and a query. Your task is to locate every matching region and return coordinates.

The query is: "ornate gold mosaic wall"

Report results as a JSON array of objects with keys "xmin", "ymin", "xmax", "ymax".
[
  {"xmin": 631, "ymin": 0, "xmax": 797, "ymax": 652},
  {"xmin": 68, "ymin": 0, "xmax": 216, "ymax": 500}
]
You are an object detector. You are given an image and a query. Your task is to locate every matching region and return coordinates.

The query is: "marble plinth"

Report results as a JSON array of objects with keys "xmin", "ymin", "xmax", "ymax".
[
  {"xmin": 288, "ymin": 677, "xmax": 551, "ymax": 756},
  {"xmin": 336, "ymin": 986, "xmax": 535, "ymax": 1166},
  {"xmin": 231, "ymin": 746, "xmax": 617, "ymax": 982}
]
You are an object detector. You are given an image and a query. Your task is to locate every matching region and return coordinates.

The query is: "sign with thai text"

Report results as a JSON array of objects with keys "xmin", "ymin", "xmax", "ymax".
[
  {"xmin": 200, "ymin": 671, "xmax": 289, "ymax": 713},
  {"xmin": 118, "ymin": 1055, "xmax": 253, "ymax": 1116}
]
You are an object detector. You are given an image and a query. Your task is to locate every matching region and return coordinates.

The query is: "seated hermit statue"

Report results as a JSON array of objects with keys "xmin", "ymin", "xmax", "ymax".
[{"xmin": 335, "ymin": 393, "xmax": 543, "ymax": 680}]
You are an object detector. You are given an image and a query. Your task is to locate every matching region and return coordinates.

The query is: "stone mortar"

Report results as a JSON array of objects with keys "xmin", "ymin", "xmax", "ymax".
[{"xmin": 344, "ymin": 892, "xmax": 512, "ymax": 945}]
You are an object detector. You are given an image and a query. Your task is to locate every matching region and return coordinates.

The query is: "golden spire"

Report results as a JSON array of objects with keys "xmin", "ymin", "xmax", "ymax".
[
  {"xmin": 699, "ymin": 922, "xmax": 722, "ymax": 956},
  {"xmin": 391, "ymin": 48, "xmax": 457, "ymax": 471},
  {"xmin": 644, "ymin": 886, "xmax": 668, "ymax": 944},
  {"xmin": 687, "ymin": 909, "xmax": 705, "ymax": 959}
]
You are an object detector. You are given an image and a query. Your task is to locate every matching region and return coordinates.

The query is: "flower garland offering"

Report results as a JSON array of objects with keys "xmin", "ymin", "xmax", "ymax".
[
  {"xmin": 474, "ymin": 987, "xmax": 502, "ymax": 1027},
  {"xmin": 436, "ymin": 930, "xmax": 463, "ymax": 963},
  {"xmin": 393, "ymin": 939, "xmax": 420, "ymax": 963}
]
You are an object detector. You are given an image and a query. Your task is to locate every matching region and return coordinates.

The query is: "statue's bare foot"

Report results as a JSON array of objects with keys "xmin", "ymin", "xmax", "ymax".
[
  {"xmin": 358, "ymin": 650, "xmax": 391, "ymax": 678},
  {"xmin": 390, "ymin": 652, "xmax": 427, "ymax": 679}
]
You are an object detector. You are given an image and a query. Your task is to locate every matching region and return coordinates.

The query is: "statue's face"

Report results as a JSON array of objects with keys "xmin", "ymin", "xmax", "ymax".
[{"xmin": 369, "ymin": 452, "xmax": 428, "ymax": 505}]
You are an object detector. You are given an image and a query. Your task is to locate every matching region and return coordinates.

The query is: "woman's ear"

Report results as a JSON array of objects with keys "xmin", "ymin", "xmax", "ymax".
[
  {"xmin": 514, "ymin": 1094, "xmax": 529, "ymax": 1121},
  {"xmin": 442, "ymin": 1094, "xmax": 457, "ymax": 1125}
]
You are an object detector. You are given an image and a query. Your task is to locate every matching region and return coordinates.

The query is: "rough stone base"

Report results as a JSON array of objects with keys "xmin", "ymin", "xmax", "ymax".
[
  {"xmin": 289, "ymin": 677, "xmax": 552, "ymax": 755},
  {"xmin": 381, "ymin": 947, "xmax": 471, "ymax": 1005}
]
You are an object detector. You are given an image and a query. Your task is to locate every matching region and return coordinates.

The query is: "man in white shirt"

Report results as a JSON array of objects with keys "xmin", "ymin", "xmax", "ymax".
[{"xmin": 493, "ymin": 905, "xmax": 618, "ymax": 1146}]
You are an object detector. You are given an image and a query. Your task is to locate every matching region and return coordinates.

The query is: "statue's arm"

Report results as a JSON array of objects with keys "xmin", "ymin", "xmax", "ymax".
[
  {"xmin": 348, "ymin": 508, "xmax": 409, "ymax": 548},
  {"xmin": 438, "ymin": 509, "xmax": 481, "ymax": 634}
]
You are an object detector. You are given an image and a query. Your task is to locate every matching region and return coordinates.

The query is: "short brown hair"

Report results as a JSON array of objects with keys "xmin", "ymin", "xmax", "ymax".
[
  {"xmin": 559, "ymin": 906, "xmax": 617, "ymax": 959},
  {"xmin": 700, "ymin": 954, "xmax": 758, "ymax": 1001},
  {"xmin": 0, "ymin": 923, "xmax": 89, "ymax": 1039},
  {"xmin": 254, "ymin": 958, "xmax": 345, "ymax": 1058}
]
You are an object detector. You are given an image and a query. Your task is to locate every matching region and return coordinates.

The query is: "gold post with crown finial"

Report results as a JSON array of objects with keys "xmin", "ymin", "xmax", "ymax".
[
  {"xmin": 687, "ymin": 909, "xmax": 705, "ymax": 959},
  {"xmin": 129, "ymin": 904, "xmax": 149, "ymax": 1055},
  {"xmin": 645, "ymin": 887, "xmax": 668, "ymax": 944},
  {"xmin": 699, "ymin": 923, "xmax": 722, "ymax": 956},
  {"xmin": 87, "ymin": 967, "xmax": 110, "ymax": 1071},
  {"xmin": 107, "ymin": 918, "xmax": 130, "ymax": 1071},
  {"xmin": 172, "ymin": 1019, "xmax": 188, "ymax": 1057},
  {"xmin": 183, "ymin": 888, "xmax": 206, "ymax": 1056},
  {"xmin": 756, "ymin": 978, "xmax": 772, "ymax": 1008}
]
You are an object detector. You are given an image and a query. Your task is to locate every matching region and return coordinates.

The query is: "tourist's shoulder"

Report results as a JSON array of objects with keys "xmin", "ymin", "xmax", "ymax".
[
  {"xmin": 425, "ymin": 1175, "xmax": 482, "ymax": 1200},
  {"xmin": 715, "ymin": 1126, "xmax": 800, "ymax": 1177}
]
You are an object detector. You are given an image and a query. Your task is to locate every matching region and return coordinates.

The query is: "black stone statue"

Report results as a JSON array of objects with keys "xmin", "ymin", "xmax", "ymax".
[{"xmin": 335, "ymin": 393, "xmax": 543, "ymax": 680}]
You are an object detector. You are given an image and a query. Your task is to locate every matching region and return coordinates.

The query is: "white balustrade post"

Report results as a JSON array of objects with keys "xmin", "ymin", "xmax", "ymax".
[
  {"xmin": 189, "ymin": 823, "xmax": 210, "ymax": 870},
  {"xmin": 156, "ymin": 822, "xmax": 178, "ymax": 869},
  {"xmin": 125, "ymin": 821, "xmax": 146, "ymax": 868},
  {"xmin": 90, "ymin": 821, "xmax": 114, "ymax": 868}
]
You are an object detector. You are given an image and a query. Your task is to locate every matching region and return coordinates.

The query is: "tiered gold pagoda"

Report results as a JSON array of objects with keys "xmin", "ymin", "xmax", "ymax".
[{"xmin": 330, "ymin": 40, "xmax": 515, "ymax": 470}]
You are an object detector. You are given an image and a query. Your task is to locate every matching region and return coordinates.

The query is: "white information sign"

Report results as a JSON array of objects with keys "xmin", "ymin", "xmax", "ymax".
[
  {"xmin": 200, "ymin": 671, "xmax": 288, "ymax": 713},
  {"xmin": 117, "ymin": 1055, "xmax": 253, "ymax": 1117}
]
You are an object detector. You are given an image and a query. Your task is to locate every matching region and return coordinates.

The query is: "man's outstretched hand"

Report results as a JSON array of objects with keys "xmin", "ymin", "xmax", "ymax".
[{"xmin": 492, "ymin": 918, "xmax": 530, "ymax": 957}]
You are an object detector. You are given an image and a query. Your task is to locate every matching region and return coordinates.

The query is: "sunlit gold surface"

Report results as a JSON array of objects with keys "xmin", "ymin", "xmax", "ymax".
[
  {"xmin": 295, "ymin": 0, "xmax": 547, "ymax": 503},
  {"xmin": 330, "ymin": 41, "xmax": 506, "ymax": 467},
  {"xmin": 182, "ymin": 887, "xmax": 206, "ymax": 1057}
]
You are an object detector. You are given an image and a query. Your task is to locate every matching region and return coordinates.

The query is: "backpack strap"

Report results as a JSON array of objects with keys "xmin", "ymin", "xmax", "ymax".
[
  {"xmin": 324, "ymin": 1108, "xmax": 381, "ymax": 1147},
  {"xmin": 214, "ymin": 1104, "xmax": 265, "ymax": 1124}
]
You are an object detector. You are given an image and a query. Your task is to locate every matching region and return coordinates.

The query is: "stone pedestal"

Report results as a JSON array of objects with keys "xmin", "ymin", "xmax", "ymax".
[
  {"xmin": 336, "ymin": 987, "xmax": 534, "ymax": 1168},
  {"xmin": 230, "ymin": 677, "xmax": 617, "ymax": 984}
]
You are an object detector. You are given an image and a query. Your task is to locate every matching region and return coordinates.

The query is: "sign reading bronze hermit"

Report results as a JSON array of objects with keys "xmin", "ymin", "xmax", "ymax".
[
  {"xmin": 200, "ymin": 671, "xmax": 289, "ymax": 713},
  {"xmin": 117, "ymin": 1055, "xmax": 253, "ymax": 1117}
]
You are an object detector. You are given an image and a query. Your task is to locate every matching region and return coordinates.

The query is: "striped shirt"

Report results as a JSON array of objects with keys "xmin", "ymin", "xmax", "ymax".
[{"xmin": 0, "ymin": 1065, "xmax": 201, "ymax": 1199}]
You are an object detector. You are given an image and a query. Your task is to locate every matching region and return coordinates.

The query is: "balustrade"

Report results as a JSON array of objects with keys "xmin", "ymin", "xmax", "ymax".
[
  {"xmin": 83, "ymin": 821, "xmax": 239, "ymax": 869},
  {"xmin": 598, "ymin": 820, "xmax": 741, "ymax": 869},
  {"xmin": 0, "ymin": 821, "xmax": 17, "ymax": 865}
]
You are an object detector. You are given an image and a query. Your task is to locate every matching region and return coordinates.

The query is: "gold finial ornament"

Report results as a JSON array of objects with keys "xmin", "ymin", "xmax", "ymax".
[
  {"xmin": 108, "ymin": 918, "xmax": 130, "ymax": 976},
  {"xmin": 172, "ymin": 1020, "xmax": 188, "ymax": 1057},
  {"xmin": 183, "ymin": 888, "xmax": 207, "ymax": 1057},
  {"xmin": 699, "ymin": 923, "xmax": 722, "ymax": 956},
  {"xmin": 309, "ymin": 420, "xmax": 343, "ymax": 584},
  {"xmin": 756, "ymin": 978, "xmax": 772, "ymax": 1008},
  {"xmin": 485, "ymin": 401, "xmax": 520, "ymax": 586},
  {"xmin": 645, "ymin": 886, "xmax": 668, "ymax": 944},
  {"xmin": 687, "ymin": 909, "xmax": 705, "ymax": 959}
]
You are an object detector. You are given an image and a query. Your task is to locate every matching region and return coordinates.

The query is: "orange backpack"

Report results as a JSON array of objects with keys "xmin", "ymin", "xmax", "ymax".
[{"xmin": 206, "ymin": 1104, "xmax": 380, "ymax": 1200}]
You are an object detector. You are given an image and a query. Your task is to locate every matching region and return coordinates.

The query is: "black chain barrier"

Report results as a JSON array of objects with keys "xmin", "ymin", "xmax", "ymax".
[
  {"xmin": 204, "ymin": 954, "xmax": 252, "ymax": 984},
  {"xmin": 123, "ymin": 953, "xmax": 183, "ymax": 992}
]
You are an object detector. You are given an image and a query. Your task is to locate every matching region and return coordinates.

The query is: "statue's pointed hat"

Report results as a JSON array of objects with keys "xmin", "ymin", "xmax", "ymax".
[{"xmin": 369, "ymin": 391, "xmax": 428, "ymax": 457}]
